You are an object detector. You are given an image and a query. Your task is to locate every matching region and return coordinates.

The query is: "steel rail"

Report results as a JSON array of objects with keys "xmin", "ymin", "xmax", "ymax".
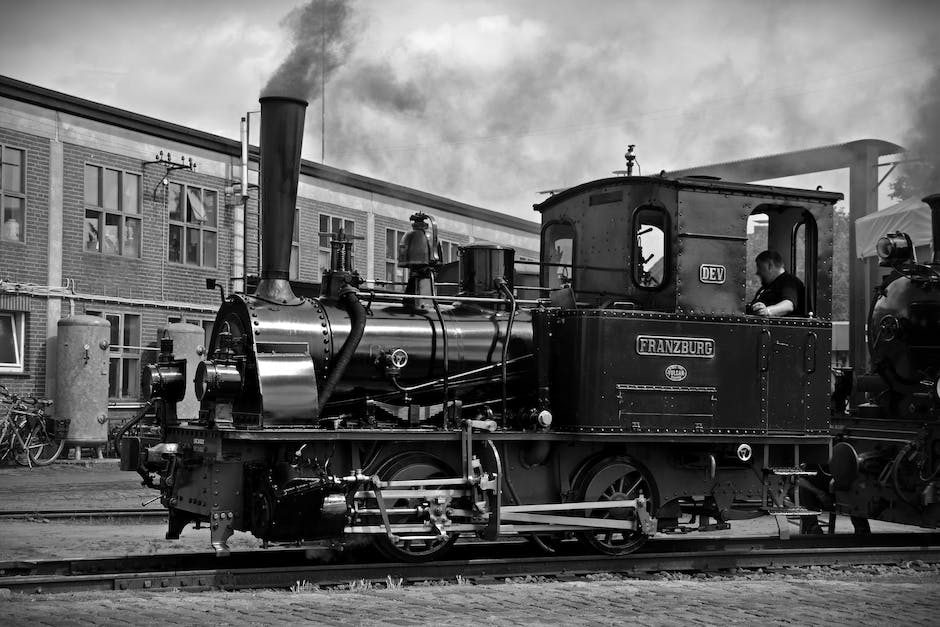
[
  {"xmin": 1, "ymin": 533, "xmax": 938, "ymax": 595},
  {"xmin": 0, "ymin": 509, "xmax": 166, "ymax": 521}
]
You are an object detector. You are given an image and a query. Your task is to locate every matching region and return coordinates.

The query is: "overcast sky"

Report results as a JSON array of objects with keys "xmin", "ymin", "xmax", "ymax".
[{"xmin": 1, "ymin": 0, "xmax": 938, "ymax": 220}]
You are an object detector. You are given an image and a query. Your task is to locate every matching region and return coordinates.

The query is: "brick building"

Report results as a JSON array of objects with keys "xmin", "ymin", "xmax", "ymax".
[{"xmin": 0, "ymin": 75, "xmax": 539, "ymax": 426}]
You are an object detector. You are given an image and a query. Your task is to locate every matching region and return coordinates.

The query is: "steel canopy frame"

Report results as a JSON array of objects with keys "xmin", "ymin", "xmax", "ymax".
[{"xmin": 669, "ymin": 138, "xmax": 905, "ymax": 376}]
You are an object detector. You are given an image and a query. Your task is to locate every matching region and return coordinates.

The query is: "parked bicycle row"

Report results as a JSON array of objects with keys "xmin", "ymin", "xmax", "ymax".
[{"xmin": 0, "ymin": 384, "xmax": 67, "ymax": 467}]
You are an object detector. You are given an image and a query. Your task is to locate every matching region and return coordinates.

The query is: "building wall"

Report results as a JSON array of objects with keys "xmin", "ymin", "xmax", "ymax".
[
  {"xmin": 0, "ymin": 126, "xmax": 50, "ymax": 398},
  {"xmin": 0, "ymin": 80, "xmax": 541, "ymax": 431}
]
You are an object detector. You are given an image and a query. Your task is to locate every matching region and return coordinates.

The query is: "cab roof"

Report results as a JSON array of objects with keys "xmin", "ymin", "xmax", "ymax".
[{"xmin": 533, "ymin": 175, "xmax": 844, "ymax": 213}]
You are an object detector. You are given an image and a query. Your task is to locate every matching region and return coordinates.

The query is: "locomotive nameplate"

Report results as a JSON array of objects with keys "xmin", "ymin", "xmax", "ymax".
[
  {"xmin": 699, "ymin": 264, "xmax": 726, "ymax": 284},
  {"xmin": 636, "ymin": 335, "xmax": 715, "ymax": 358}
]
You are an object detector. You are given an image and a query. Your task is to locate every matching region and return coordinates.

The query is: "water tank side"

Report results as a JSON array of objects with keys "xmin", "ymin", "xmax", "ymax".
[
  {"xmin": 55, "ymin": 315, "xmax": 111, "ymax": 444},
  {"xmin": 158, "ymin": 323, "xmax": 207, "ymax": 422}
]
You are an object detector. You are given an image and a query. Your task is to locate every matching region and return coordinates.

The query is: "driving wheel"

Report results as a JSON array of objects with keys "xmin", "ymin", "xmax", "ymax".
[
  {"xmin": 370, "ymin": 452, "xmax": 461, "ymax": 562},
  {"xmin": 574, "ymin": 456, "xmax": 657, "ymax": 555}
]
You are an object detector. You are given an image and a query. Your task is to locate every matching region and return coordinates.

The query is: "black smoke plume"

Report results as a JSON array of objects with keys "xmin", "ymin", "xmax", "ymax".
[
  {"xmin": 891, "ymin": 41, "xmax": 940, "ymax": 199},
  {"xmin": 261, "ymin": 0, "xmax": 355, "ymax": 100}
]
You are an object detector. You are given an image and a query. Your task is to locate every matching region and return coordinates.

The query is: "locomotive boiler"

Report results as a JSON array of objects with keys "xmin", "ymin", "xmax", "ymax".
[{"xmin": 123, "ymin": 94, "xmax": 854, "ymax": 559}]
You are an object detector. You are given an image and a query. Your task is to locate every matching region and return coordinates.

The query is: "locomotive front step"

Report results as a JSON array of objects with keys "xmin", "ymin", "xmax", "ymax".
[
  {"xmin": 763, "ymin": 467, "xmax": 818, "ymax": 476},
  {"xmin": 764, "ymin": 506, "xmax": 822, "ymax": 516}
]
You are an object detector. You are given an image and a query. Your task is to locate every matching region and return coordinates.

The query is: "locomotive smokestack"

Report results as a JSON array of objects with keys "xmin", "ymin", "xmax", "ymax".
[
  {"xmin": 257, "ymin": 96, "xmax": 308, "ymax": 304},
  {"xmin": 924, "ymin": 193, "xmax": 940, "ymax": 264}
]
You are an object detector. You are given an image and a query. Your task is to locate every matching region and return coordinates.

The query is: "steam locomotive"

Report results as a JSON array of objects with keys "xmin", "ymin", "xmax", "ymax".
[
  {"xmin": 120, "ymin": 96, "xmax": 940, "ymax": 559},
  {"xmin": 825, "ymin": 193, "xmax": 940, "ymax": 531}
]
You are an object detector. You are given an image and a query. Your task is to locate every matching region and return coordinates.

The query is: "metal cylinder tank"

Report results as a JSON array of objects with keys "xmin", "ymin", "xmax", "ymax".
[
  {"xmin": 459, "ymin": 245, "xmax": 515, "ymax": 297},
  {"xmin": 159, "ymin": 322, "xmax": 206, "ymax": 422},
  {"xmin": 55, "ymin": 315, "xmax": 111, "ymax": 444}
]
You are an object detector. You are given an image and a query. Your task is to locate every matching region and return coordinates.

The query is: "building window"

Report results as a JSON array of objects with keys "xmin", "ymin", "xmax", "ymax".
[
  {"xmin": 87, "ymin": 311, "xmax": 141, "ymax": 399},
  {"xmin": 1, "ymin": 146, "xmax": 26, "ymax": 242},
  {"xmin": 84, "ymin": 164, "xmax": 141, "ymax": 257},
  {"xmin": 440, "ymin": 240, "xmax": 460, "ymax": 264},
  {"xmin": 290, "ymin": 208, "xmax": 300, "ymax": 280},
  {"xmin": 319, "ymin": 214, "xmax": 354, "ymax": 275},
  {"xmin": 385, "ymin": 228, "xmax": 408, "ymax": 284},
  {"xmin": 168, "ymin": 183, "xmax": 218, "ymax": 268},
  {"xmin": 0, "ymin": 311, "xmax": 25, "ymax": 373}
]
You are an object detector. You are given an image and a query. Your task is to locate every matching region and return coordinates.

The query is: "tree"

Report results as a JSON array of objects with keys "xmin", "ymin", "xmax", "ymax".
[{"xmin": 832, "ymin": 205, "xmax": 850, "ymax": 320}]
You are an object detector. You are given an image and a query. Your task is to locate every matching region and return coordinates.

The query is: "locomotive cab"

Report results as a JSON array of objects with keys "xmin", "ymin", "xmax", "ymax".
[{"xmin": 535, "ymin": 176, "xmax": 840, "ymax": 437}]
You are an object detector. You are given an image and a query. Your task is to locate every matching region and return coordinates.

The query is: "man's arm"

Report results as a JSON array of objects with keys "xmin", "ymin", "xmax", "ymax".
[{"xmin": 754, "ymin": 299, "xmax": 794, "ymax": 317}]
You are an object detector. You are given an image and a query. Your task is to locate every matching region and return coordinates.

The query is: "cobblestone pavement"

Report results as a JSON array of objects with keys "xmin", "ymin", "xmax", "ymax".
[
  {"xmin": 3, "ymin": 574, "xmax": 940, "ymax": 626},
  {"xmin": 0, "ymin": 463, "xmax": 149, "ymax": 512}
]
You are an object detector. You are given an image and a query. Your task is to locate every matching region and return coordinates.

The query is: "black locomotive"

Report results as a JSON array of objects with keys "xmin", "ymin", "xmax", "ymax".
[
  {"xmin": 121, "ymin": 95, "xmax": 939, "ymax": 559},
  {"xmin": 825, "ymin": 193, "xmax": 940, "ymax": 531}
]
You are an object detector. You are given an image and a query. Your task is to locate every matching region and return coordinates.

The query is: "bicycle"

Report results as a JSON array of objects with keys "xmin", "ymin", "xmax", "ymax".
[{"xmin": 0, "ymin": 385, "xmax": 65, "ymax": 467}]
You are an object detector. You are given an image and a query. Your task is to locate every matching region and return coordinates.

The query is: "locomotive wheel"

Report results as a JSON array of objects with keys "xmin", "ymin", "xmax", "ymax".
[
  {"xmin": 371, "ymin": 453, "xmax": 460, "ymax": 562},
  {"xmin": 574, "ymin": 456, "xmax": 657, "ymax": 555}
]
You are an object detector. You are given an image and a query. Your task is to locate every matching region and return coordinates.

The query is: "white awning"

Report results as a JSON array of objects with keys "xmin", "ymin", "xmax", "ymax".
[{"xmin": 854, "ymin": 197, "xmax": 931, "ymax": 259}]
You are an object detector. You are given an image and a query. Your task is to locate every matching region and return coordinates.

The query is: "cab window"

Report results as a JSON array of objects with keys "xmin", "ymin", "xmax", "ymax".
[
  {"xmin": 747, "ymin": 205, "xmax": 817, "ymax": 318},
  {"xmin": 791, "ymin": 214, "xmax": 817, "ymax": 315},
  {"xmin": 542, "ymin": 222, "xmax": 575, "ymax": 290},
  {"xmin": 633, "ymin": 206, "xmax": 669, "ymax": 290}
]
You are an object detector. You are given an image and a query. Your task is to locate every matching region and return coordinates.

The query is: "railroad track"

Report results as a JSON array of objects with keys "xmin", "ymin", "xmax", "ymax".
[
  {"xmin": 2, "ymin": 533, "xmax": 938, "ymax": 595},
  {"xmin": 0, "ymin": 509, "xmax": 165, "ymax": 521}
]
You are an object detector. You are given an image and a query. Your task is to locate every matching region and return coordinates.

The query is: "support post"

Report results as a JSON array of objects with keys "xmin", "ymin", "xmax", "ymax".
[
  {"xmin": 44, "ymin": 138, "xmax": 63, "ymax": 399},
  {"xmin": 848, "ymin": 144, "xmax": 880, "ymax": 381}
]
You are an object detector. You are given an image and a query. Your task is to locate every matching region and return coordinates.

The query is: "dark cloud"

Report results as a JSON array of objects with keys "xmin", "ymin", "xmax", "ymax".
[
  {"xmin": 894, "ymin": 32, "xmax": 940, "ymax": 197},
  {"xmin": 3, "ymin": 0, "xmax": 938, "ymax": 217},
  {"xmin": 338, "ymin": 62, "xmax": 427, "ymax": 113}
]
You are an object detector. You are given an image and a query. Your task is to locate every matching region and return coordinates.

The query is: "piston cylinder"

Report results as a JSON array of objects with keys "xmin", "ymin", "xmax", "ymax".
[
  {"xmin": 459, "ymin": 245, "xmax": 515, "ymax": 297},
  {"xmin": 55, "ymin": 315, "xmax": 110, "ymax": 444}
]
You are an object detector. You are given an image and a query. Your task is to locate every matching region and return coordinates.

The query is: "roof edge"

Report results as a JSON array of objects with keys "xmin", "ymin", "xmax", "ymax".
[{"xmin": 0, "ymin": 74, "xmax": 539, "ymax": 235}]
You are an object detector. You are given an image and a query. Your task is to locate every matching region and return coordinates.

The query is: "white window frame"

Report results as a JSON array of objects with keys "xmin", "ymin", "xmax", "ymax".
[
  {"xmin": 290, "ymin": 208, "xmax": 300, "ymax": 281},
  {"xmin": 440, "ymin": 239, "xmax": 460, "ymax": 264},
  {"xmin": 0, "ymin": 311, "xmax": 25, "ymax": 373},
  {"xmin": 385, "ymin": 228, "xmax": 408, "ymax": 284},
  {"xmin": 1, "ymin": 144, "xmax": 27, "ymax": 243},
  {"xmin": 83, "ymin": 163, "xmax": 142, "ymax": 257},
  {"xmin": 167, "ymin": 182, "xmax": 219, "ymax": 268},
  {"xmin": 87, "ymin": 310, "xmax": 141, "ymax": 399}
]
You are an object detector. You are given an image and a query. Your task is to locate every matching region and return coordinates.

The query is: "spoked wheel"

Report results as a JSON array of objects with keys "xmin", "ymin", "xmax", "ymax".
[
  {"xmin": 0, "ymin": 420, "xmax": 12, "ymax": 464},
  {"xmin": 574, "ymin": 456, "xmax": 657, "ymax": 555},
  {"xmin": 12, "ymin": 428, "xmax": 32, "ymax": 467},
  {"xmin": 25, "ymin": 421, "xmax": 65, "ymax": 466},
  {"xmin": 371, "ymin": 453, "xmax": 461, "ymax": 562}
]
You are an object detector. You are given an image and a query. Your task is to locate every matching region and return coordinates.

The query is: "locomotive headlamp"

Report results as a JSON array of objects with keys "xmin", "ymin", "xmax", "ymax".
[{"xmin": 876, "ymin": 232, "xmax": 914, "ymax": 265}]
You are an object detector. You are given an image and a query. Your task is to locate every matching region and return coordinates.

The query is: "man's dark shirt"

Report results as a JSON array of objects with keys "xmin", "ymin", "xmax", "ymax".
[{"xmin": 754, "ymin": 271, "xmax": 806, "ymax": 317}]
